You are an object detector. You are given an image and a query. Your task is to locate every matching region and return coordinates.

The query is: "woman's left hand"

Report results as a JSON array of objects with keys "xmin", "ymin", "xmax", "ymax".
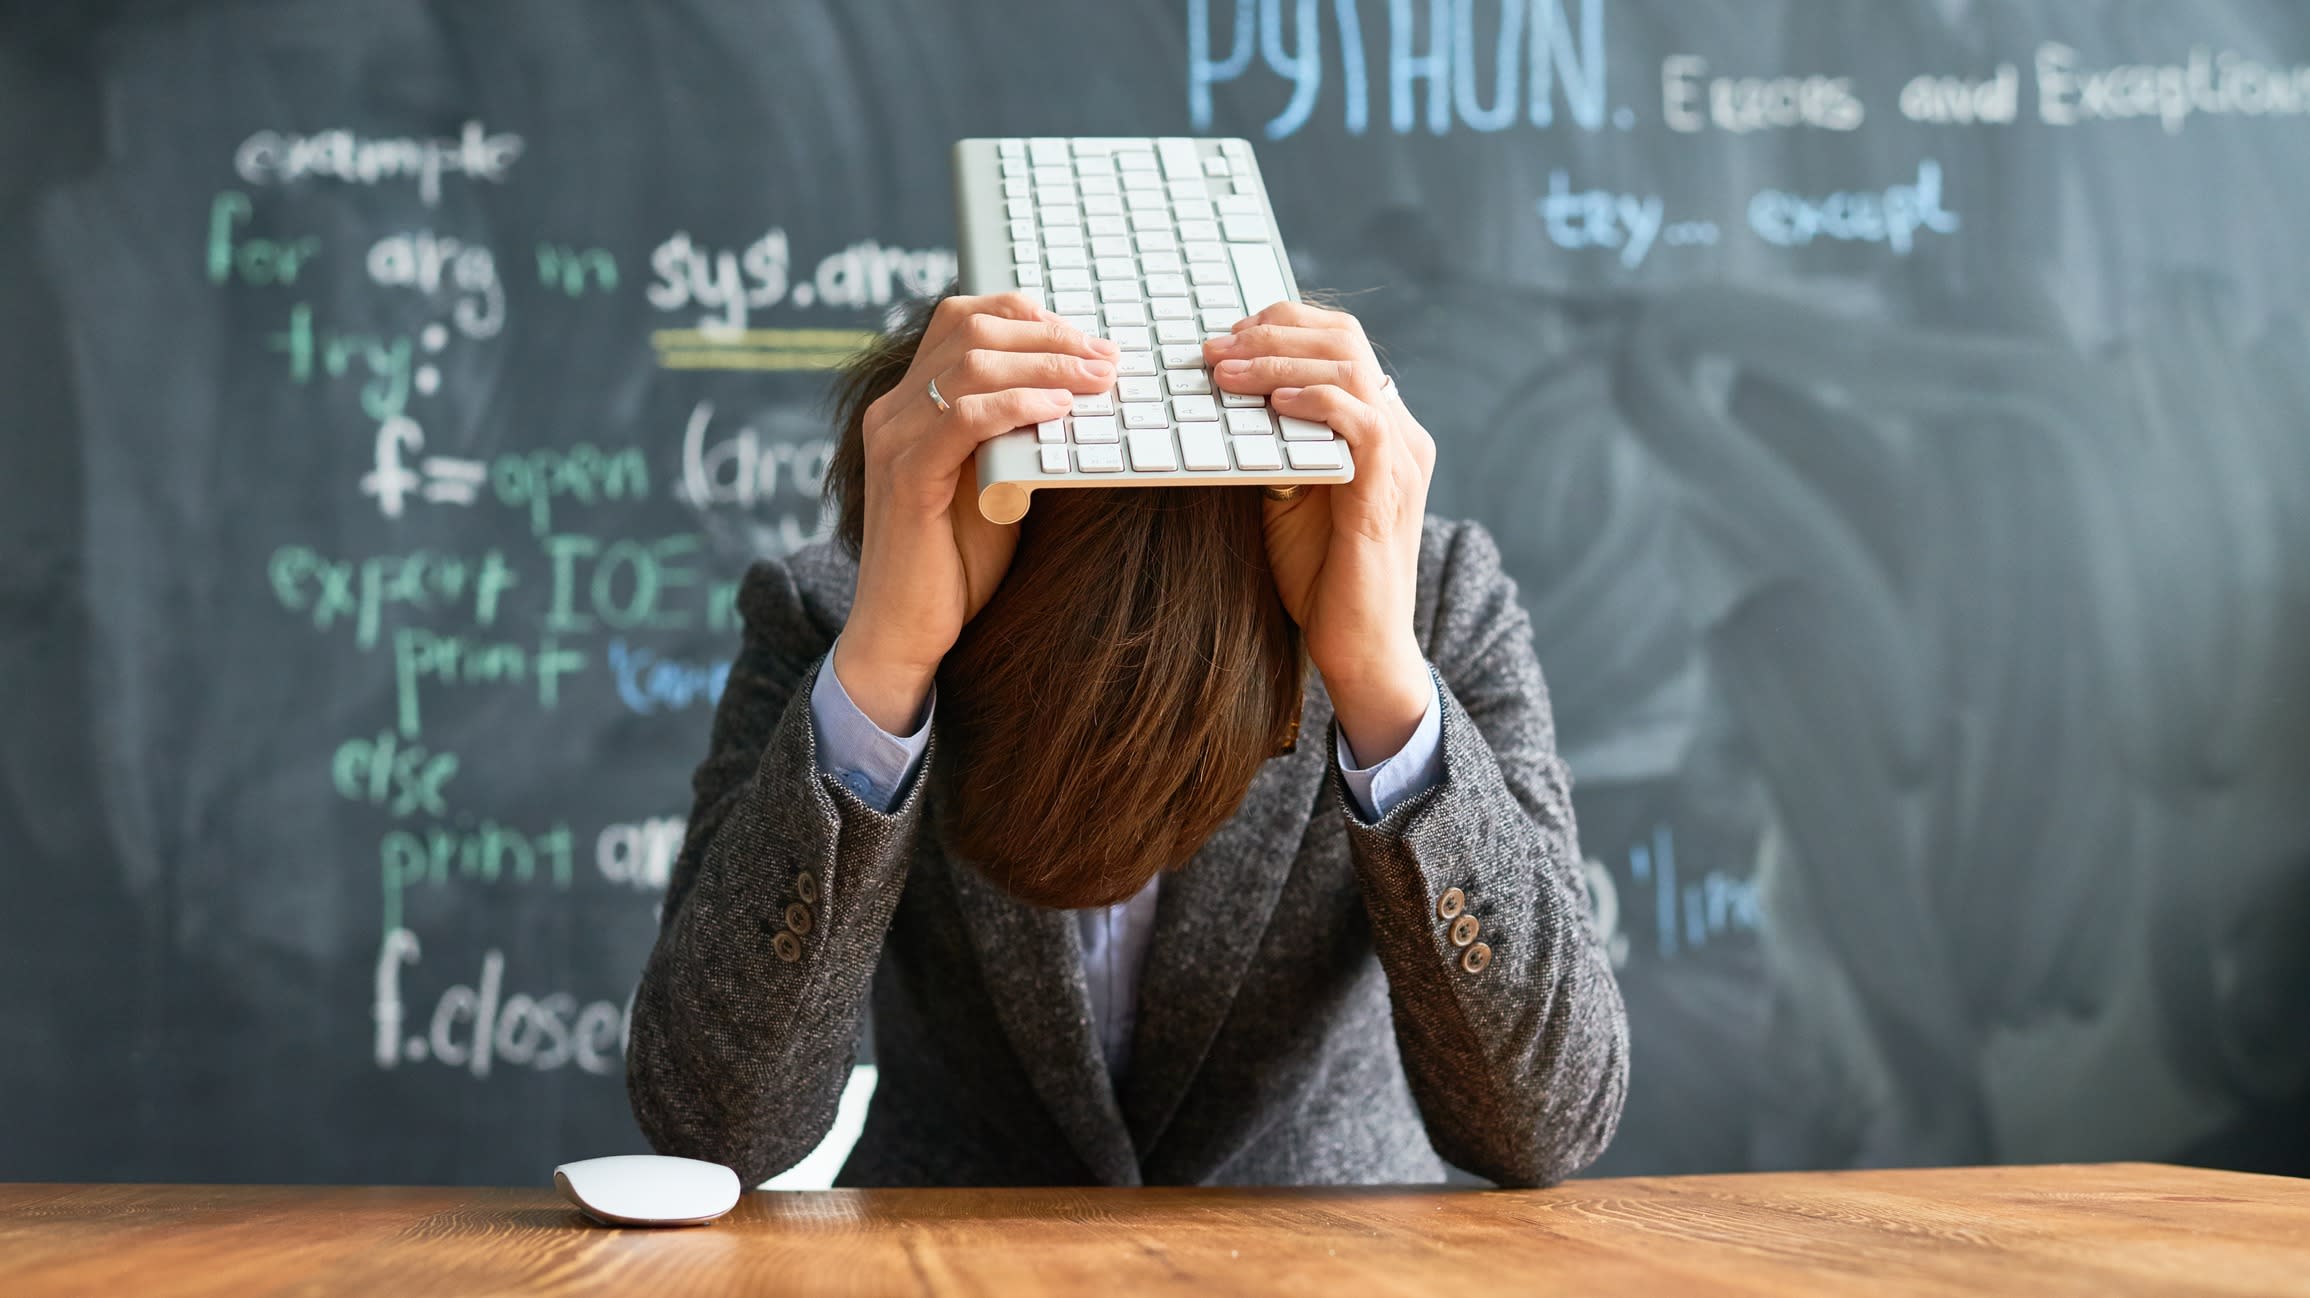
[{"xmin": 1204, "ymin": 302, "xmax": 1438, "ymax": 763}]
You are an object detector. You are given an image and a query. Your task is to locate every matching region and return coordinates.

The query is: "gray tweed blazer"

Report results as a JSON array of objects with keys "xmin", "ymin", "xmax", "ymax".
[{"xmin": 627, "ymin": 516, "xmax": 1628, "ymax": 1188}]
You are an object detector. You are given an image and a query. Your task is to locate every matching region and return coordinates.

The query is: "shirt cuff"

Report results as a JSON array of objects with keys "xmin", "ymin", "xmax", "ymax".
[
  {"xmin": 1334, "ymin": 667, "xmax": 1445, "ymax": 823},
  {"xmin": 808, "ymin": 638, "xmax": 934, "ymax": 813}
]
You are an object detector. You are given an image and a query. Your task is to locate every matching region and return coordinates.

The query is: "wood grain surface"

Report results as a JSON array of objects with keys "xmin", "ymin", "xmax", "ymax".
[{"xmin": 2, "ymin": 1163, "xmax": 2305, "ymax": 1296}]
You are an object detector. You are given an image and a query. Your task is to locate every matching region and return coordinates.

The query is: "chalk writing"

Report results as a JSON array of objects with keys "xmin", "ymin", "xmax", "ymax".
[
  {"xmin": 392, "ymin": 628, "xmax": 584, "ymax": 738},
  {"xmin": 205, "ymin": 190, "xmax": 320, "ymax": 286},
  {"xmin": 1626, "ymin": 825, "xmax": 1761, "ymax": 960},
  {"xmin": 1900, "ymin": 65, "xmax": 2020, "ymax": 125},
  {"xmin": 372, "ymin": 928, "xmax": 632, "ymax": 1076},
  {"xmin": 334, "ymin": 732, "xmax": 460, "ymax": 818},
  {"xmin": 264, "ymin": 303, "xmax": 412, "ymax": 420},
  {"xmin": 234, "ymin": 121, "xmax": 523, "ymax": 206},
  {"xmin": 536, "ymin": 243, "xmax": 619, "ymax": 296},
  {"xmin": 2036, "ymin": 43, "xmax": 2310, "ymax": 134},
  {"xmin": 1189, "ymin": 0, "xmax": 1611, "ymax": 138},
  {"xmin": 268, "ymin": 544, "xmax": 516, "ymax": 649},
  {"xmin": 365, "ymin": 229, "xmax": 504, "ymax": 339},
  {"xmin": 541, "ymin": 534, "xmax": 705, "ymax": 635},
  {"xmin": 1747, "ymin": 158, "xmax": 1960, "ymax": 256},
  {"xmin": 677, "ymin": 400, "xmax": 834, "ymax": 511},
  {"xmin": 597, "ymin": 817, "xmax": 685, "ymax": 892},
  {"xmin": 608, "ymin": 638, "xmax": 730, "ymax": 715},
  {"xmin": 1660, "ymin": 55, "xmax": 1864, "ymax": 133},
  {"xmin": 379, "ymin": 818, "xmax": 573, "ymax": 935}
]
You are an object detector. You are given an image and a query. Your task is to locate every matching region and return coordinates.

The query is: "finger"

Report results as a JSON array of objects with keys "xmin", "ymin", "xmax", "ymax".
[
  {"xmin": 1204, "ymin": 324, "xmax": 1366, "ymax": 368},
  {"xmin": 937, "ymin": 387, "xmax": 1077, "ymax": 455},
  {"xmin": 1209, "ymin": 354, "xmax": 1375, "ymax": 397},
  {"xmin": 923, "ymin": 311, "xmax": 1118, "ymax": 377},
  {"xmin": 1266, "ymin": 383, "xmax": 1390, "ymax": 463},
  {"xmin": 1233, "ymin": 300, "xmax": 1360, "ymax": 334},
  {"xmin": 938, "ymin": 347, "xmax": 1116, "ymax": 400}
]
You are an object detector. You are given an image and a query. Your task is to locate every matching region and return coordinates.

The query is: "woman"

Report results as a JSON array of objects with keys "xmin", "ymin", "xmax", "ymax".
[{"xmin": 626, "ymin": 292, "xmax": 1628, "ymax": 1188}]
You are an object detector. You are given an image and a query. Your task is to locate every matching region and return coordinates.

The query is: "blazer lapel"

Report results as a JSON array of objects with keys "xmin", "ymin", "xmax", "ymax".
[
  {"xmin": 945, "ymin": 842, "xmax": 1143, "ymax": 1187},
  {"xmin": 1120, "ymin": 678, "xmax": 1334, "ymax": 1159}
]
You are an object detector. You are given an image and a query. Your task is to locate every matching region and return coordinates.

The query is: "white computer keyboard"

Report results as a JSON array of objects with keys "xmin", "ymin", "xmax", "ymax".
[{"xmin": 953, "ymin": 136, "xmax": 1354, "ymax": 524}]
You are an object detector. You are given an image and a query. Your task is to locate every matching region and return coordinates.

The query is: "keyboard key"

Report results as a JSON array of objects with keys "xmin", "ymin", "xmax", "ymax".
[
  {"xmin": 1149, "ymin": 297, "xmax": 1194, "ymax": 319},
  {"xmin": 1172, "ymin": 200, "xmax": 1214, "ymax": 223},
  {"xmin": 1013, "ymin": 264, "xmax": 1044, "ymax": 287},
  {"xmin": 1077, "ymin": 443, "xmax": 1124, "ymax": 472},
  {"xmin": 1279, "ymin": 415, "xmax": 1332, "ymax": 441},
  {"xmin": 1179, "ymin": 422, "xmax": 1229, "ymax": 471},
  {"xmin": 1286, "ymin": 440, "xmax": 1344, "ymax": 470},
  {"xmin": 1041, "ymin": 205, "xmax": 1081, "ymax": 225},
  {"xmin": 1050, "ymin": 268, "xmax": 1093, "ymax": 290},
  {"xmin": 1040, "ymin": 444, "xmax": 1069, "ymax": 474},
  {"xmin": 1062, "ymin": 314, "xmax": 1101, "ymax": 336},
  {"xmin": 1145, "ymin": 273, "xmax": 1190, "ymax": 297},
  {"xmin": 1203, "ymin": 154, "xmax": 1232, "ymax": 177},
  {"xmin": 1184, "ymin": 241, "xmax": 1229, "ymax": 263},
  {"xmin": 1223, "ymin": 212, "xmax": 1270, "ymax": 241},
  {"xmin": 1229, "ymin": 243, "xmax": 1292, "ymax": 313},
  {"xmin": 1045, "ymin": 225, "xmax": 1083, "ymax": 246},
  {"xmin": 1122, "ymin": 402, "xmax": 1168, "ymax": 429},
  {"xmin": 1030, "ymin": 138, "xmax": 1069, "ymax": 165},
  {"xmin": 1094, "ymin": 257, "xmax": 1138, "ymax": 280},
  {"xmin": 1003, "ymin": 177, "xmax": 1030, "ymax": 199},
  {"xmin": 1118, "ymin": 375, "xmax": 1164, "ymax": 402},
  {"xmin": 1135, "ymin": 231, "xmax": 1178, "ymax": 252},
  {"xmin": 1156, "ymin": 319, "xmax": 1202, "ymax": 344},
  {"xmin": 1033, "ymin": 166, "xmax": 1073, "ymax": 188},
  {"xmin": 1127, "ymin": 192, "xmax": 1168, "ymax": 214},
  {"xmin": 1216, "ymin": 194, "xmax": 1263, "ymax": 215},
  {"xmin": 999, "ymin": 138, "xmax": 1026, "ymax": 159},
  {"xmin": 1194, "ymin": 285, "xmax": 1241, "ymax": 311},
  {"xmin": 1046, "ymin": 247, "xmax": 1086, "ymax": 269},
  {"xmin": 1000, "ymin": 157, "xmax": 1025, "ymax": 178},
  {"xmin": 1220, "ymin": 390, "xmax": 1266, "ymax": 408},
  {"xmin": 1083, "ymin": 194, "xmax": 1124, "ymax": 216},
  {"xmin": 1225, "ymin": 408, "xmax": 1273, "ymax": 435},
  {"xmin": 1010, "ymin": 218, "xmax": 1037, "ymax": 242},
  {"xmin": 1158, "ymin": 137, "xmax": 1202, "ymax": 179},
  {"xmin": 1200, "ymin": 308, "xmax": 1242, "ymax": 331},
  {"xmin": 1159, "ymin": 344, "xmax": 1204, "ymax": 368},
  {"xmin": 1103, "ymin": 301, "xmax": 1148, "ymax": 327},
  {"xmin": 1090, "ymin": 235, "xmax": 1133, "ymax": 258},
  {"xmin": 1167, "ymin": 369, "xmax": 1214, "ymax": 395},
  {"xmin": 1052, "ymin": 291, "xmax": 1098, "ymax": 314},
  {"xmin": 1107, "ymin": 325, "xmax": 1153, "ymax": 350},
  {"xmin": 1178, "ymin": 219, "xmax": 1221, "ymax": 243},
  {"xmin": 1074, "ymin": 391, "xmax": 1117, "ymax": 416},
  {"xmin": 1099, "ymin": 281, "xmax": 1143, "ymax": 303},
  {"xmin": 1072, "ymin": 415, "xmax": 1120, "ymax": 443},
  {"xmin": 1231, "ymin": 435, "xmax": 1282, "ymax": 470},
  {"xmin": 1079, "ymin": 175, "xmax": 1119, "ymax": 196},
  {"xmin": 1127, "ymin": 427, "xmax": 1178, "ymax": 471},
  {"xmin": 1036, "ymin": 418, "xmax": 1067, "ymax": 444},
  {"xmin": 1117, "ymin": 351, "xmax": 1159, "ymax": 376},
  {"xmin": 1171, "ymin": 395, "xmax": 1219, "ymax": 422},
  {"xmin": 1007, "ymin": 198, "xmax": 1034, "ymax": 220},
  {"xmin": 1085, "ymin": 215, "xmax": 1128, "ymax": 236},
  {"xmin": 1117, "ymin": 151, "xmax": 1158, "ymax": 171},
  {"xmin": 1189, "ymin": 261, "xmax": 1233, "ymax": 285},
  {"xmin": 1166, "ymin": 179, "xmax": 1209, "ymax": 201},
  {"xmin": 1140, "ymin": 251, "xmax": 1184, "ymax": 274}
]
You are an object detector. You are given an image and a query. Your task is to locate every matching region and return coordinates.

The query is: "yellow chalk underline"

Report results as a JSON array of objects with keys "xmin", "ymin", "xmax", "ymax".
[
  {"xmin": 650, "ymin": 328, "xmax": 878, "ymax": 347},
  {"xmin": 655, "ymin": 350, "xmax": 862, "ymax": 371}
]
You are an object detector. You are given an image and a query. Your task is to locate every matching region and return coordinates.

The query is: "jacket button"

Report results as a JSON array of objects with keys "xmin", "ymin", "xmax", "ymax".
[
  {"xmin": 785, "ymin": 902, "xmax": 814, "ymax": 937},
  {"xmin": 1449, "ymin": 913, "xmax": 1480, "ymax": 948},
  {"xmin": 1436, "ymin": 887, "xmax": 1466, "ymax": 921},
  {"xmin": 773, "ymin": 930, "xmax": 803, "ymax": 963},
  {"xmin": 795, "ymin": 870, "xmax": 820, "ymax": 905},
  {"xmin": 1461, "ymin": 942, "xmax": 1491, "ymax": 974}
]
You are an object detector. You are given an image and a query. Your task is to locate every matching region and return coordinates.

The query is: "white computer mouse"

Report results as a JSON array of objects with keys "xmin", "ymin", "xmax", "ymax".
[{"xmin": 553, "ymin": 1154, "xmax": 742, "ymax": 1227}]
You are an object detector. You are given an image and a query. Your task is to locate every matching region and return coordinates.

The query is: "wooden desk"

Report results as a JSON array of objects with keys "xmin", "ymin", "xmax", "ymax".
[{"xmin": 2, "ymin": 1162, "xmax": 2304, "ymax": 1296}]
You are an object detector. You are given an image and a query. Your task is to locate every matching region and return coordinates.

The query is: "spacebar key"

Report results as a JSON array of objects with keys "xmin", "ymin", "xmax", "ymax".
[{"xmin": 1228, "ymin": 241, "xmax": 1291, "ymax": 314}]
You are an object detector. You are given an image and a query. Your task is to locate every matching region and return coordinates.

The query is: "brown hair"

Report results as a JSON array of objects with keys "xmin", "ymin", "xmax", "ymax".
[{"xmin": 825, "ymin": 296, "xmax": 1303, "ymax": 908}]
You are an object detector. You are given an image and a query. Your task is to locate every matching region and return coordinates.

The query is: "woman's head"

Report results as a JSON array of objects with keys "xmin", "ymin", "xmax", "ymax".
[{"xmin": 826, "ymin": 295, "xmax": 1303, "ymax": 908}]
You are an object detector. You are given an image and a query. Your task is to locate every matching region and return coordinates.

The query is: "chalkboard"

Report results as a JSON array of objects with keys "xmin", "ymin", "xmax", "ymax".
[{"xmin": 4, "ymin": 0, "xmax": 2307, "ymax": 1185}]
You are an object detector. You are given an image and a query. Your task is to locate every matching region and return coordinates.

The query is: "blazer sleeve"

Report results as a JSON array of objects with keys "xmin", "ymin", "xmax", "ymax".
[
  {"xmin": 625, "ymin": 555, "xmax": 930, "ymax": 1187},
  {"xmin": 1338, "ymin": 518, "xmax": 1631, "ymax": 1187}
]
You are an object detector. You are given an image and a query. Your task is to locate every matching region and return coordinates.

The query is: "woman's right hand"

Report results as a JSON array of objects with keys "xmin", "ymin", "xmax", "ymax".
[{"xmin": 834, "ymin": 292, "xmax": 1119, "ymax": 733}]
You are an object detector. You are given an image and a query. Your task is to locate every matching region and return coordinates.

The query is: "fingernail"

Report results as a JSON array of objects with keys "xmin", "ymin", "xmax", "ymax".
[
  {"xmin": 1204, "ymin": 334, "xmax": 1238, "ymax": 354},
  {"xmin": 1082, "ymin": 358, "xmax": 1116, "ymax": 378},
  {"xmin": 1089, "ymin": 336, "xmax": 1121, "ymax": 356},
  {"xmin": 1272, "ymin": 385, "xmax": 1303, "ymax": 400},
  {"xmin": 1046, "ymin": 388, "xmax": 1075, "ymax": 403},
  {"xmin": 1216, "ymin": 358, "xmax": 1251, "ymax": 377}
]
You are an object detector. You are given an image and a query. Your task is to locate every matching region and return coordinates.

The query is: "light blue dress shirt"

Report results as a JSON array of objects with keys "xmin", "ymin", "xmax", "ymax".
[{"xmin": 808, "ymin": 639, "xmax": 1444, "ymax": 1082}]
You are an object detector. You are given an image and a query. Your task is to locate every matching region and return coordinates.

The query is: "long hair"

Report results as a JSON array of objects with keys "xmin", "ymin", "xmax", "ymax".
[{"xmin": 825, "ymin": 296, "xmax": 1303, "ymax": 908}]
